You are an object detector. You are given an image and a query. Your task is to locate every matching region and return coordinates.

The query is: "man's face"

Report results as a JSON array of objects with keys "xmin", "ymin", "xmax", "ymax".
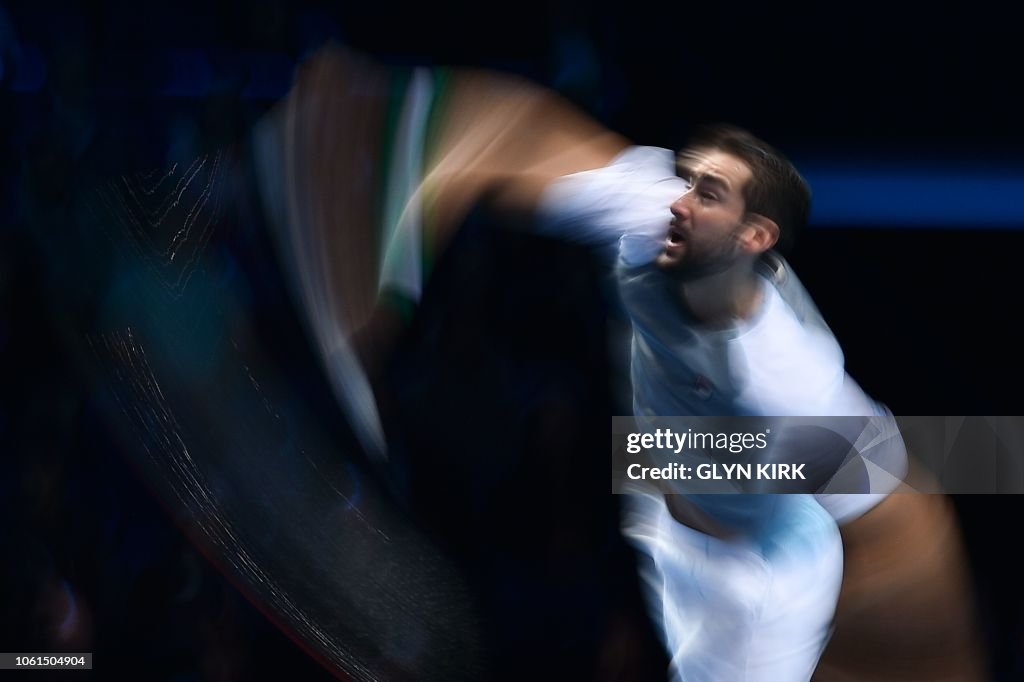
[{"xmin": 656, "ymin": 147, "xmax": 753, "ymax": 280}]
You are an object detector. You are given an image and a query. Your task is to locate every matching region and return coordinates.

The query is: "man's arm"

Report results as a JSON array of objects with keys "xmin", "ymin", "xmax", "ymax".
[{"xmin": 252, "ymin": 43, "xmax": 631, "ymax": 379}]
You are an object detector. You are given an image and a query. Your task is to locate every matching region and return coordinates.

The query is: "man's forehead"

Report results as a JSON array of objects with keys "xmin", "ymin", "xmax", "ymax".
[{"xmin": 676, "ymin": 147, "xmax": 752, "ymax": 187}]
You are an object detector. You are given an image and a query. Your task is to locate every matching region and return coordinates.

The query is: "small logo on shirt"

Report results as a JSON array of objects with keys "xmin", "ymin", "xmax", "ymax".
[{"xmin": 694, "ymin": 375, "xmax": 714, "ymax": 400}]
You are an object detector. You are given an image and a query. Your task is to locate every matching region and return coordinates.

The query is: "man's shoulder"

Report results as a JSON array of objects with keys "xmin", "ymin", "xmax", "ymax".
[
  {"xmin": 731, "ymin": 281, "xmax": 853, "ymax": 414},
  {"xmin": 613, "ymin": 145, "xmax": 675, "ymax": 167},
  {"xmin": 537, "ymin": 146, "xmax": 684, "ymax": 255}
]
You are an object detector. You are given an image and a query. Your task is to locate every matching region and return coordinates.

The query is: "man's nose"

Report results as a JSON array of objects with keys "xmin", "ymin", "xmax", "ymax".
[{"xmin": 671, "ymin": 192, "xmax": 692, "ymax": 219}]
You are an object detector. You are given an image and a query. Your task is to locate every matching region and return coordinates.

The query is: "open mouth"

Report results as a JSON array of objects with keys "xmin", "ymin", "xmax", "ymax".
[{"xmin": 665, "ymin": 227, "xmax": 686, "ymax": 250}]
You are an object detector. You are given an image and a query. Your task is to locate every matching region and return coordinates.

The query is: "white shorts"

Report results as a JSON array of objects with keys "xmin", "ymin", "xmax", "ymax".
[{"xmin": 622, "ymin": 491, "xmax": 843, "ymax": 682}]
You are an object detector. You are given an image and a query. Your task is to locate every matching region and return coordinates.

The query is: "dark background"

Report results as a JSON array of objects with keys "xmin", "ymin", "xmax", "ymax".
[{"xmin": 2, "ymin": 1, "xmax": 1022, "ymax": 680}]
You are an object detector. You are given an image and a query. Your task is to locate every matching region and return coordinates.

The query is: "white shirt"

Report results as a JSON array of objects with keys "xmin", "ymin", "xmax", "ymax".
[{"xmin": 539, "ymin": 146, "xmax": 906, "ymax": 526}]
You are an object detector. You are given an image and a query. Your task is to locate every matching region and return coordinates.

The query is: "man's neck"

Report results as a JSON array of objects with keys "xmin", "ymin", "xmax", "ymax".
[{"xmin": 679, "ymin": 267, "xmax": 764, "ymax": 328}]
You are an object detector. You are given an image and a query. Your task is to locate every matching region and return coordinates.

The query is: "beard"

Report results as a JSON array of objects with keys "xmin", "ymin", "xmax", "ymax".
[{"xmin": 655, "ymin": 236, "xmax": 741, "ymax": 282}]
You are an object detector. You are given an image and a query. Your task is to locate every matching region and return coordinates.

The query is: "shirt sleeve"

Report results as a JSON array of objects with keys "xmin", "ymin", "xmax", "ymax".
[
  {"xmin": 762, "ymin": 259, "xmax": 910, "ymax": 523},
  {"xmin": 535, "ymin": 146, "xmax": 688, "ymax": 265}
]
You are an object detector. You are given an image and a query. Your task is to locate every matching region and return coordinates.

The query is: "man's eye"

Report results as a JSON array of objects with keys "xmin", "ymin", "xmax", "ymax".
[{"xmin": 700, "ymin": 191, "xmax": 718, "ymax": 201}]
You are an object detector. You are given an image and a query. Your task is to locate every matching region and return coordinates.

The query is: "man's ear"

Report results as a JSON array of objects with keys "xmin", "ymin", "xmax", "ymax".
[{"xmin": 740, "ymin": 213, "xmax": 779, "ymax": 254}]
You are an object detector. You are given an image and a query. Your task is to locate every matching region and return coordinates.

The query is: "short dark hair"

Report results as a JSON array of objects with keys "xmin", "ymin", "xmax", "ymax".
[{"xmin": 686, "ymin": 124, "xmax": 810, "ymax": 254}]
